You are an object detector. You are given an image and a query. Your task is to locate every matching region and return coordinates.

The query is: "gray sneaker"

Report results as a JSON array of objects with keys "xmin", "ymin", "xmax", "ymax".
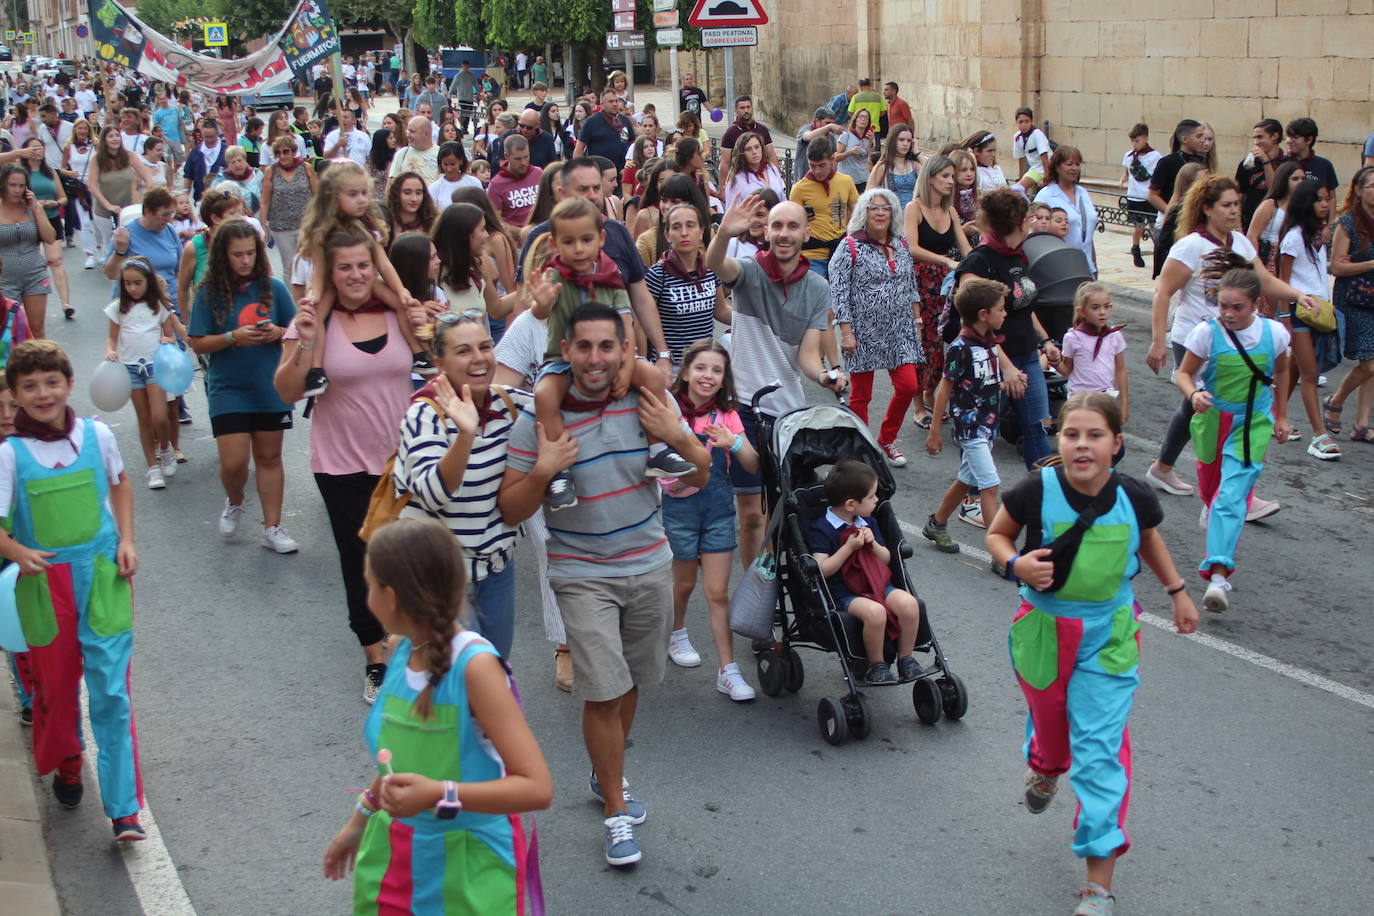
[
  {"xmin": 1023, "ymin": 768, "xmax": 1059, "ymax": 813},
  {"xmin": 603, "ymin": 813, "xmax": 641, "ymax": 866},
  {"xmin": 922, "ymin": 515, "xmax": 960, "ymax": 553},
  {"xmin": 547, "ymin": 470, "xmax": 578, "ymax": 511},
  {"xmin": 644, "ymin": 448, "xmax": 694, "ymax": 479}
]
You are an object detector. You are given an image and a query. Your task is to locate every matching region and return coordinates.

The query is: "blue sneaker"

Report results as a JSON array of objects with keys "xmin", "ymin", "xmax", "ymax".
[
  {"xmin": 603, "ymin": 813, "xmax": 641, "ymax": 866},
  {"xmin": 590, "ymin": 770, "xmax": 646, "ymax": 824}
]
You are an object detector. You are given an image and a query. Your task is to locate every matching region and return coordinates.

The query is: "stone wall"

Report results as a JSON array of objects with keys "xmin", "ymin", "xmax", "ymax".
[{"xmin": 730, "ymin": 0, "xmax": 1374, "ymax": 184}]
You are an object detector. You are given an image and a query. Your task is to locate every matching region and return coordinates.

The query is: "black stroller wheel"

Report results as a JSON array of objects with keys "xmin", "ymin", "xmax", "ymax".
[
  {"xmin": 912, "ymin": 678, "xmax": 943, "ymax": 725},
  {"xmin": 757, "ymin": 650, "xmax": 785, "ymax": 697},
  {"xmin": 817, "ymin": 696, "xmax": 849, "ymax": 745},
  {"xmin": 940, "ymin": 673, "xmax": 969, "ymax": 720},
  {"xmin": 845, "ymin": 693, "xmax": 872, "ymax": 740},
  {"xmin": 782, "ymin": 648, "xmax": 805, "ymax": 693}
]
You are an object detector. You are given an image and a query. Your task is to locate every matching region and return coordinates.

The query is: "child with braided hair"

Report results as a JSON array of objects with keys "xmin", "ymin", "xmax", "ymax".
[{"xmin": 324, "ymin": 518, "xmax": 552, "ymax": 914}]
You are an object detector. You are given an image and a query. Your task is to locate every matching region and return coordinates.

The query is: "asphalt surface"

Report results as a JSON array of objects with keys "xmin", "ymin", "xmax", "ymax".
[{"xmin": 28, "ymin": 228, "xmax": 1374, "ymax": 915}]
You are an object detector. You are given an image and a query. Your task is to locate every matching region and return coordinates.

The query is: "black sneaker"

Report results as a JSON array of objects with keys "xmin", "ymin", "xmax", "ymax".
[
  {"xmin": 896, "ymin": 655, "xmax": 924, "ymax": 683},
  {"xmin": 53, "ymin": 773, "xmax": 84, "ymax": 808},
  {"xmin": 177, "ymin": 398, "xmax": 193, "ymax": 425},
  {"xmin": 547, "ymin": 470, "xmax": 578, "ymax": 511},
  {"xmin": 1131, "ymin": 246, "xmax": 1146, "ymax": 269},
  {"xmin": 19, "ymin": 705, "xmax": 32, "ymax": 726},
  {"xmin": 112, "ymin": 814, "xmax": 146, "ymax": 841},
  {"xmin": 412, "ymin": 354, "xmax": 439, "ymax": 377},
  {"xmin": 363, "ymin": 663, "xmax": 387, "ymax": 705},
  {"xmin": 863, "ymin": 662, "xmax": 898, "ymax": 686},
  {"xmin": 304, "ymin": 367, "xmax": 330, "ymax": 398},
  {"xmin": 644, "ymin": 448, "xmax": 694, "ymax": 479}
]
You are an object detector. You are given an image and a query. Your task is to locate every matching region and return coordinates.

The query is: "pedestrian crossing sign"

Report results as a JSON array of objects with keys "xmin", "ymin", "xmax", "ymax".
[
  {"xmin": 20, "ymin": 32, "xmax": 34, "ymax": 44},
  {"xmin": 204, "ymin": 22, "xmax": 228, "ymax": 47},
  {"xmin": 3, "ymin": 30, "xmax": 14, "ymax": 42}
]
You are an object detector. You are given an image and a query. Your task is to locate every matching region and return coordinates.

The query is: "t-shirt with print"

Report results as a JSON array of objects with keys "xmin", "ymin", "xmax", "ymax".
[
  {"xmin": 1182, "ymin": 315, "xmax": 1290, "ymax": 367},
  {"xmin": 1294, "ymin": 154, "xmax": 1338, "ymax": 192},
  {"xmin": 1122, "ymin": 148, "xmax": 1163, "ymax": 201},
  {"xmin": 1164, "ymin": 230, "xmax": 1258, "ymax": 345},
  {"xmin": 954, "ymin": 245, "xmax": 1039, "ymax": 356},
  {"xmin": 187, "ymin": 277, "xmax": 297, "ymax": 417},
  {"xmin": 725, "ymin": 256, "xmax": 831, "ymax": 414},
  {"xmin": 487, "ymin": 165, "xmax": 543, "ymax": 227},
  {"xmin": 644, "ymin": 262, "xmax": 719, "ymax": 363},
  {"xmin": 104, "ymin": 300, "xmax": 173, "ymax": 364},
  {"xmin": 506, "ymin": 390, "xmax": 679, "ymax": 578},
  {"xmin": 680, "ymin": 86, "xmax": 708, "ymax": 117},
  {"xmin": 1012, "ymin": 129, "xmax": 1052, "ymax": 169},
  {"xmin": 1061, "ymin": 327, "xmax": 1126, "ymax": 395},
  {"xmin": 789, "ymin": 172, "xmax": 859, "ymax": 262},
  {"xmin": 944, "ymin": 336, "xmax": 1001, "ymax": 441},
  {"xmin": 1278, "ymin": 230, "xmax": 1329, "ymax": 299},
  {"xmin": 388, "ymin": 144, "xmax": 440, "ymax": 187},
  {"xmin": 578, "ymin": 112, "xmax": 635, "ymax": 169}
]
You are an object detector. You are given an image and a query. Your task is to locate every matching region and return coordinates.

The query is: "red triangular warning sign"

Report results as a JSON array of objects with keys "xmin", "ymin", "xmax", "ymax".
[{"xmin": 688, "ymin": 0, "xmax": 769, "ymax": 27}]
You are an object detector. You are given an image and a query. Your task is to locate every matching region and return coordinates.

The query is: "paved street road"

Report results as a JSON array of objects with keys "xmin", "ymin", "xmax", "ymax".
[{"xmin": 28, "ymin": 238, "xmax": 1374, "ymax": 915}]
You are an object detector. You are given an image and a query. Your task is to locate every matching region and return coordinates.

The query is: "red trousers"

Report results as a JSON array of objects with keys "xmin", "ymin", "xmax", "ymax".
[{"xmin": 849, "ymin": 364, "xmax": 920, "ymax": 446}]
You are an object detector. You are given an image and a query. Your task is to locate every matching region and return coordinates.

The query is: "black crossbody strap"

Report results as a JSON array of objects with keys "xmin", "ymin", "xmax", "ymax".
[{"xmin": 1221, "ymin": 323, "xmax": 1272, "ymax": 467}]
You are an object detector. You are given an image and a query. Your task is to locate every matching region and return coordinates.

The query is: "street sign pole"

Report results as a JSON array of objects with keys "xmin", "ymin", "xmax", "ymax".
[
  {"xmin": 625, "ymin": 49, "xmax": 634, "ymax": 104},
  {"xmin": 669, "ymin": 46, "xmax": 680, "ymax": 122},
  {"xmin": 724, "ymin": 48, "xmax": 734, "ymax": 120}
]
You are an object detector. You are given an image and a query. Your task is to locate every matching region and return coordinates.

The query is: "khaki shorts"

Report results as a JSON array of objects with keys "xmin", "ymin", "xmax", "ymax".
[{"xmin": 551, "ymin": 563, "xmax": 673, "ymax": 702}]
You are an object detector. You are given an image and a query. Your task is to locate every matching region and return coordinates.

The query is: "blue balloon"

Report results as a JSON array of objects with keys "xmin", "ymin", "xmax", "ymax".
[
  {"xmin": 153, "ymin": 343, "xmax": 194, "ymax": 395},
  {"xmin": 0, "ymin": 564, "xmax": 25, "ymax": 652}
]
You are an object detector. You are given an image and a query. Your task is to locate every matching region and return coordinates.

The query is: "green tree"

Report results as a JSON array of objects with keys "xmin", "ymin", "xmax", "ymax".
[
  {"xmin": 232, "ymin": 0, "xmax": 296, "ymax": 42},
  {"xmin": 333, "ymin": 0, "xmax": 421, "ymax": 73}
]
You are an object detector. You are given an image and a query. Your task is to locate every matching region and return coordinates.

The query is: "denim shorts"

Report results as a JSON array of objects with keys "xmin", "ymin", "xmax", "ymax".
[
  {"xmin": 729, "ymin": 404, "xmax": 763, "ymax": 495},
  {"xmin": 840, "ymin": 584, "xmax": 896, "ymax": 613},
  {"xmin": 125, "ymin": 361, "xmax": 154, "ymax": 390},
  {"xmin": 662, "ymin": 484, "xmax": 738, "ymax": 560},
  {"xmin": 957, "ymin": 436, "xmax": 1001, "ymax": 489}
]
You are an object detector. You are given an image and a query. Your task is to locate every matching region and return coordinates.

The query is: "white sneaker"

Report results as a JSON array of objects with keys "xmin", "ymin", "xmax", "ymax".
[
  {"xmin": 668, "ymin": 628, "xmax": 701, "ymax": 667},
  {"xmin": 83, "ymin": 254, "xmax": 95, "ymax": 269},
  {"xmin": 261, "ymin": 525, "xmax": 300, "ymax": 554},
  {"xmin": 145, "ymin": 466, "xmax": 165, "ymax": 490},
  {"xmin": 219, "ymin": 500, "xmax": 243, "ymax": 538},
  {"xmin": 1144, "ymin": 463, "xmax": 1194, "ymax": 496},
  {"xmin": 716, "ymin": 664, "xmax": 757, "ymax": 702},
  {"xmin": 157, "ymin": 447, "xmax": 176, "ymax": 477},
  {"xmin": 1203, "ymin": 577, "xmax": 1232, "ymax": 613}
]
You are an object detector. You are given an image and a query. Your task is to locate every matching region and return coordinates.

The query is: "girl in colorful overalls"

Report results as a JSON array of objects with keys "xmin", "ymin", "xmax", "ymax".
[
  {"xmin": 987, "ymin": 392, "xmax": 1199, "ymax": 916},
  {"xmin": 662, "ymin": 340, "xmax": 760, "ymax": 701},
  {"xmin": 0, "ymin": 340, "xmax": 144, "ymax": 841},
  {"xmin": 1174, "ymin": 268, "xmax": 1291, "ymax": 613},
  {"xmin": 323, "ymin": 519, "xmax": 551, "ymax": 915},
  {"xmin": 0, "ymin": 382, "xmax": 31, "ymax": 727}
]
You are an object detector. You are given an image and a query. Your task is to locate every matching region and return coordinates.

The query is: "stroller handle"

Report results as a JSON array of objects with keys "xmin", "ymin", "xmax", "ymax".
[{"xmin": 751, "ymin": 381, "xmax": 783, "ymax": 414}]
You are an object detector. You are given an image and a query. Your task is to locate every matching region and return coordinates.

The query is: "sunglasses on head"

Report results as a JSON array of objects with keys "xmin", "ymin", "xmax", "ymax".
[{"xmin": 435, "ymin": 307, "xmax": 486, "ymax": 328}]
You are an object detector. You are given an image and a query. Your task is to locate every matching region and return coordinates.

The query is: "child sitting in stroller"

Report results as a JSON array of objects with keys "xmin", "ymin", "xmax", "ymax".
[{"xmin": 804, "ymin": 460, "xmax": 924, "ymax": 686}]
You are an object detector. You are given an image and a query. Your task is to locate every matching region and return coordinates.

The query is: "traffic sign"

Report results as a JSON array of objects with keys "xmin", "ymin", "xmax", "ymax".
[
  {"xmin": 20, "ymin": 32, "xmax": 34, "ymax": 45},
  {"xmin": 700, "ymin": 26, "xmax": 758, "ymax": 46},
  {"xmin": 605, "ymin": 31, "xmax": 647, "ymax": 50},
  {"xmin": 653, "ymin": 0, "xmax": 676, "ymax": 10},
  {"xmin": 611, "ymin": 0, "xmax": 636, "ymax": 11},
  {"xmin": 3, "ymin": 30, "xmax": 14, "ymax": 41},
  {"xmin": 613, "ymin": 10, "xmax": 635, "ymax": 30},
  {"xmin": 657, "ymin": 27, "xmax": 684, "ymax": 46},
  {"xmin": 688, "ymin": 0, "xmax": 768, "ymax": 27},
  {"xmin": 653, "ymin": 9, "xmax": 680, "ymax": 26},
  {"xmin": 204, "ymin": 22, "xmax": 228, "ymax": 47},
  {"xmin": 75, "ymin": 24, "xmax": 89, "ymax": 39}
]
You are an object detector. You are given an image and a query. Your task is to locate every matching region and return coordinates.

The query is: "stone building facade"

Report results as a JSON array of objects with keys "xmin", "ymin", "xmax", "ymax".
[{"xmin": 740, "ymin": 0, "xmax": 1373, "ymax": 183}]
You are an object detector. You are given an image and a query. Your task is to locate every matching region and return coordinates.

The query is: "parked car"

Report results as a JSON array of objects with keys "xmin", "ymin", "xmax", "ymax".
[
  {"xmin": 0, "ymin": 47, "xmax": 13, "ymax": 62},
  {"xmin": 242, "ymin": 82, "xmax": 296, "ymax": 111}
]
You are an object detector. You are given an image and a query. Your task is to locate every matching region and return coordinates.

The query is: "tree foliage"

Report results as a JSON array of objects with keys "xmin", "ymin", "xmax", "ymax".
[{"xmin": 133, "ymin": 0, "xmax": 230, "ymax": 38}]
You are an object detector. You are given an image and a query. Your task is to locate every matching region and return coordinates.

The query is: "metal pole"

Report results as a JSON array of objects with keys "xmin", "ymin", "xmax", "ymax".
[
  {"xmin": 624, "ymin": 48, "xmax": 634, "ymax": 104},
  {"xmin": 723, "ymin": 47, "xmax": 734, "ymax": 114},
  {"xmin": 669, "ymin": 46, "xmax": 680, "ymax": 123}
]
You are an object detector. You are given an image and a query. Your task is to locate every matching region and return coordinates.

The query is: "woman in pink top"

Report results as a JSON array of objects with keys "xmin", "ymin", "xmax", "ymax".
[{"xmin": 275, "ymin": 229, "xmax": 414, "ymax": 704}]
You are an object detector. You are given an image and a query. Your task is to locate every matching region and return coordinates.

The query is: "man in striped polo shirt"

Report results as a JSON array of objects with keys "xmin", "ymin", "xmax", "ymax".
[{"xmin": 500, "ymin": 302, "xmax": 710, "ymax": 868}]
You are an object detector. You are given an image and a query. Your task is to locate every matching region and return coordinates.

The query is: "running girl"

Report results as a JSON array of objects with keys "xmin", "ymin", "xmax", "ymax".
[
  {"xmin": 1175, "ymin": 268, "xmax": 1291, "ymax": 612},
  {"xmin": 104, "ymin": 256, "xmax": 183, "ymax": 489},
  {"xmin": 323, "ymin": 519, "xmax": 552, "ymax": 913},
  {"xmin": 986, "ymin": 392, "xmax": 1199, "ymax": 916},
  {"xmin": 295, "ymin": 160, "xmax": 433, "ymax": 397},
  {"xmin": 1057, "ymin": 283, "xmax": 1129, "ymax": 424},
  {"xmin": 662, "ymin": 341, "xmax": 759, "ymax": 700}
]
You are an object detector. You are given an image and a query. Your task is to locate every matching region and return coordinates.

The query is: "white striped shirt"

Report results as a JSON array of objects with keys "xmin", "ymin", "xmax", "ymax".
[{"xmin": 395, "ymin": 386, "xmax": 531, "ymax": 577}]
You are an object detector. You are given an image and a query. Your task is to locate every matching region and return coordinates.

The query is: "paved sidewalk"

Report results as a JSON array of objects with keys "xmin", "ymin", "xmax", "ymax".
[{"xmin": 0, "ymin": 677, "xmax": 60, "ymax": 916}]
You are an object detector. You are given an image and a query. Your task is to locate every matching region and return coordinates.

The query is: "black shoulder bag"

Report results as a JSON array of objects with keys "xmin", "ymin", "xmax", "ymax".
[{"xmin": 1032, "ymin": 472, "xmax": 1121, "ymax": 593}]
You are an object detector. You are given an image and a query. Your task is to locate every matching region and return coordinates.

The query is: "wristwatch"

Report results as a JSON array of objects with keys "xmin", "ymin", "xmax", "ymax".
[{"xmin": 435, "ymin": 780, "xmax": 461, "ymax": 819}]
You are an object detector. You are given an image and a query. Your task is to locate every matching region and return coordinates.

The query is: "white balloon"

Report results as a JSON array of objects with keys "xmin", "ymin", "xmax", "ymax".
[{"xmin": 89, "ymin": 360, "xmax": 132, "ymax": 413}]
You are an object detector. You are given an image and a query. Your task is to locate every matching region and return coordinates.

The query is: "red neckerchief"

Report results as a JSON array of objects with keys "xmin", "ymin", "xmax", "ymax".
[
  {"xmin": 1075, "ymin": 320, "xmax": 1127, "ymax": 360},
  {"xmin": 838, "ymin": 525, "xmax": 898, "ymax": 639},
  {"xmin": 674, "ymin": 391, "xmax": 715, "ymax": 423},
  {"xmin": 395, "ymin": 213, "xmax": 424, "ymax": 233},
  {"xmin": 1019, "ymin": 128, "xmax": 1034, "ymax": 143},
  {"xmin": 850, "ymin": 123, "xmax": 872, "ymax": 144},
  {"xmin": 851, "ymin": 230, "xmax": 896, "ymax": 273},
  {"xmin": 1129, "ymin": 145, "xmax": 1154, "ymax": 162},
  {"xmin": 1195, "ymin": 227, "xmax": 1231, "ymax": 249},
  {"xmin": 660, "ymin": 247, "xmax": 707, "ymax": 291},
  {"xmin": 561, "ymin": 388, "xmax": 613, "ymax": 412},
  {"xmin": 960, "ymin": 325, "xmax": 1006, "ymax": 349},
  {"xmin": 755, "ymin": 249, "xmax": 810, "ymax": 301},
  {"xmin": 982, "ymin": 232, "xmax": 1028, "ymax": 264},
  {"xmin": 14, "ymin": 406, "xmax": 78, "ymax": 451},
  {"xmin": 338, "ymin": 296, "xmax": 389, "ymax": 315},
  {"xmin": 412, "ymin": 378, "xmax": 504, "ymax": 427},
  {"xmin": 805, "ymin": 167, "xmax": 833, "ymax": 196},
  {"xmin": 549, "ymin": 251, "xmax": 625, "ymax": 292},
  {"xmin": 744, "ymin": 159, "xmax": 770, "ymax": 181}
]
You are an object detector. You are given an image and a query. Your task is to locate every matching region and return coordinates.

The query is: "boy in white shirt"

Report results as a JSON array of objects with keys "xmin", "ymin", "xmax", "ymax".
[{"xmin": 1119, "ymin": 123, "xmax": 1162, "ymax": 268}]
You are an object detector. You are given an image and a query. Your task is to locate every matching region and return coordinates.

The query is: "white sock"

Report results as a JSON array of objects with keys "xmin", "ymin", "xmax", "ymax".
[
  {"xmin": 648, "ymin": 442, "xmax": 667, "ymax": 457},
  {"xmin": 720, "ymin": 662, "xmax": 738, "ymax": 675},
  {"xmin": 1210, "ymin": 573, "xmax": 1228, "ymax": 589}
]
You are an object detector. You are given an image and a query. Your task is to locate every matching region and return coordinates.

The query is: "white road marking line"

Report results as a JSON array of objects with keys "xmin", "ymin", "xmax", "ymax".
[
  {"xmin": 896, "ymin": 521, "xmax": 1374, "ymax": 711},
  {"xmin": 79, "ymin": 689, "xmax": 198, "ymax": 915}
]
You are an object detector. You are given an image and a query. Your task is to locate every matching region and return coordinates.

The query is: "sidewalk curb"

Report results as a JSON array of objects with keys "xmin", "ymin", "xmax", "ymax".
[{"xmin": 0, "ymin": 668, "xmax": 61, "ymax": 916}]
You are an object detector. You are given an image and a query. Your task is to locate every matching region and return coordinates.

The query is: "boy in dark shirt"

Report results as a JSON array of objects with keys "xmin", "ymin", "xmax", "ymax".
[
  {"xmin": 1285, "ymin": 117, "xmax": 1338, "ymax": 192},
  {"xmin": 804, "ymin": 460, "xmax": 923, "ymax": 686}
]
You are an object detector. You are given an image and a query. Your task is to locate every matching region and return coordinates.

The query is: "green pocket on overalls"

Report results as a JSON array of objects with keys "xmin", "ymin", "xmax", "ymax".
[
  {"xmin": 25, "ymin": 469, "xmax": 101, "ymax": 549},
  {"xmin": 15, "ymin": 572, "xmax": 58, "ymax": 647},
  {"xmin": 1190, "ymin": 410, "xmax": 1220, "ymax": 464},
  {"xmin": 1098, "ymin": 605, "xmax": 1142, "ymax": 675},
  {"xmin": 1054, "ymin": 522, "xmax": 1131, "ymax": 604},
  {"xmin": 87, "ymin": 553, "xmax": 133, "ymax": 637},
  {"xmin": 1010, "ymin": 608, "xmax": 1060, "ymax": 691},
  {"xmin": 377, "ymin": 693, "xmax": 462, "ymax": 783}
]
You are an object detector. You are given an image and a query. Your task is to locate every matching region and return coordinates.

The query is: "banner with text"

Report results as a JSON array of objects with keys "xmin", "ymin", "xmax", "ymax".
[{"xmin": 86, "ymin": 0, "xmax": 339, "ymax": 96}]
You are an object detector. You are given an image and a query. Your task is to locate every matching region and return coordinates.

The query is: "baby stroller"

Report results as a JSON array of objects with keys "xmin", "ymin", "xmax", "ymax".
[{"xmin": 748, "ymin": 384, "xmax": 969, "ymax": 745}]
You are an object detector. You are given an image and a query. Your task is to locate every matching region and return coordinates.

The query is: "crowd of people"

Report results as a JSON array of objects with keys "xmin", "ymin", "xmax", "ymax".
[{"xmin": 0, "ymin": 54, "xmax": 1365, "ymax": 916}]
